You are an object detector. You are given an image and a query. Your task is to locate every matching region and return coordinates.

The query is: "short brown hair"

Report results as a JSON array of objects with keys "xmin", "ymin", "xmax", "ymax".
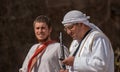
[{"xmin": 33, "ymin": 15, "xmax": 52, "ymax": 28}]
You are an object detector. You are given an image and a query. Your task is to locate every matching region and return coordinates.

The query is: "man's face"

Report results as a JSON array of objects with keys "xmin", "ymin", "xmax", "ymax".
[
  {"xmin": 34, "ymin": 22, "xmax": 51, "ymax": 42},
  {"xmin": 64, "ymin": 23, "xmax": 82, "ymax": 40}
]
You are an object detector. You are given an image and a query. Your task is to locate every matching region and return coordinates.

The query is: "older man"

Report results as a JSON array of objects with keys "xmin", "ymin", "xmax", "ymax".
[{"xmin": 60, "ymin": 10, "xmax": 114, "ymax": 72}]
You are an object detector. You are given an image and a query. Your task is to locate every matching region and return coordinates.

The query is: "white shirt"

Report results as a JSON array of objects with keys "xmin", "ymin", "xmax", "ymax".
[
  {"xmin": 19, "ymin": 42, "xmax": 69, "ymax": 72},
  {"xmin": 69, "ymin": 29, "xmax": 114, "ymax": 72}
]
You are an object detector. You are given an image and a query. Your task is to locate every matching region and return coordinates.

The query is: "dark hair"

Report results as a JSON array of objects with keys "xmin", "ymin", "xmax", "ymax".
[{"xmin": 33, "ymin": 15, "xmax": 52, "ymax": 28}]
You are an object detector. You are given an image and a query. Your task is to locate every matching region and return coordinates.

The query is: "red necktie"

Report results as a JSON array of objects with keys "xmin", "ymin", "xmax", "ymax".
[{"xmin": 27, "ymin": 40, "xmax": 55, "ymax": 72}]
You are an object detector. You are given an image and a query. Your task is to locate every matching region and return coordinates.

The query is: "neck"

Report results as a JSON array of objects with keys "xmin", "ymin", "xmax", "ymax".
[
  {"xmin": 39, "ymin": 37, "xmax": 51, "ymax": 44},
  {"xmin": 78, "ymin": 26, "xmax": 91, "ymax": 42}
]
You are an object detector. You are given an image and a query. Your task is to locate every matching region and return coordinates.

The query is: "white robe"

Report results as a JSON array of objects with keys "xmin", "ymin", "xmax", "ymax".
[
  {"xmin": 69, "ymin": 29, "xmax": 114, "ymax": 72},
  {"xmin": 19, "ymin": 42, "xmax": 69, "ymax": 72}
]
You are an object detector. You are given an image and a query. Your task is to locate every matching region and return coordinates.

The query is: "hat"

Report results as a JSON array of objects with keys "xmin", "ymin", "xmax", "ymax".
[
  {"xmin": 62, "ymin": 10, "xmax": 90, "ymax": 25},
  {"xmin": 62, "ymin": 10, "xmax": 102, "ymax": 32}
]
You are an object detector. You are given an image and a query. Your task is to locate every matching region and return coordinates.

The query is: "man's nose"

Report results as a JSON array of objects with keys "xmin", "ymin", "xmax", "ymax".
[
  {"xmin": 66, "ymin": 29, "xmax": 72, "ymax": 35},
  {"xmin": 38, "ymin": 28, "xmax": 43, "ymax": 32}
]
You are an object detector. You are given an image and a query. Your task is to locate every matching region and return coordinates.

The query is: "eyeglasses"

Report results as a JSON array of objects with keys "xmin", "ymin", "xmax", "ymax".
[{"xmin": 64, "ymin": 23, "xmax": 77, "ymax": 31}]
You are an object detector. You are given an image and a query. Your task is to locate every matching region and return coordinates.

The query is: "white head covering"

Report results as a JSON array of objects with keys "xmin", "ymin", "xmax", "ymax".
[{"xmin": 62, "ymin": 10, "xmax": 102, "ymax": 32}]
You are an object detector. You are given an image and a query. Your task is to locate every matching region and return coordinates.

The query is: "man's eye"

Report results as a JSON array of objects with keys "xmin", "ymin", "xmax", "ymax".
[
  {"xmin": 41, "ymin": 27, "xmax": 46, "ymax": 29},
  {"xmin": 36, "ymin": 27, "xmax": 40, "ymax": 29},
  {"xmin": 68, "ymin": 25, "xmax": 73, "ymax": 29}
]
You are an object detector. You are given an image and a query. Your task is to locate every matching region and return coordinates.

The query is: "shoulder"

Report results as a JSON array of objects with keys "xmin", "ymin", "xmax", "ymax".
[
  {"xmin": 93, "ymin": 30, "xmax": 108, "ymax": 40},
  {"xmin": 29, "ymin": 43, "xmax": 39, "ymax": 52},
  {"xmin": 31, "ymin": 43, "xmax": 39, "ymax": 48},
  {"xmin": 89, "ymin": 29, "xmax": 107, "ymax": 40},
  {"xmin": 90, "ymin": 30, "xmax": 111, "ymax": 45},
  {"xmin": 47, "ymin": 42, "xmax": 61, "ymax": 50},
  {"xmin": 49, "ymin": 42, "xmax": 60, "ymax": 47},
  {"xmin": 49, "ymin": 42, "xmax": 68, "ymax": 50},
  {"xmin": 30, "ymin": 43, "xmax": 39, "ymax": 49}
]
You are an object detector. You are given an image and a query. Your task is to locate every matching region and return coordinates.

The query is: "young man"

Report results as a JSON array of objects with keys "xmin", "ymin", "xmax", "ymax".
[
  {"xmin": 19, "ymin": 15, "xmax": 69, "ymax": 72},
  {"xmin": 60, "ymin": 10, "xmax": 114, "ymax": 72}
]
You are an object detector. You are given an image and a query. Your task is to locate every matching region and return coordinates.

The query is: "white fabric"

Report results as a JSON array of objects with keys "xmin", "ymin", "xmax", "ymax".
[
  {"xmin": 68, "ymin": 29, "xmax": 114, "ymax": 72},
  {"xmin": 62, "ymin": 10, "xmax": 90, "ymax": 24},
  {"xmin": 62, "ymin": 10, "xmax": 102, "ymax": 32},
  {"xmin": 19, "ymin": 42, "xmax": 69, "ymax": 72}
]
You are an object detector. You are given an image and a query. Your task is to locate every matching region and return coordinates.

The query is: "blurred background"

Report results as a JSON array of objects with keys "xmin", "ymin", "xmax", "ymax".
[{"xmin": 0, "ymin": 0, "xmax": 120, "ymax": 72}]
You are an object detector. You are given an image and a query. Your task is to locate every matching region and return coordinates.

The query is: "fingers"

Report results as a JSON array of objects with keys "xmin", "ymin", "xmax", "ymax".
[
  {"xmin": 62, "ymin": 56, "xmax": 74, "ymax": 66},
  {"xmin": 60, "ymin": 69, "xmax": 65, "ymax": 72},
  {"xmin": 62, "ymin": 59, "xmax": 67, "ymax": 64},
  {"xmin": 62, "ymin": 58, "xmax": 69, "ymax": 65},
  {"xmin": 60, "ymin": 69, "xmax": 68, "ymax": 72}
]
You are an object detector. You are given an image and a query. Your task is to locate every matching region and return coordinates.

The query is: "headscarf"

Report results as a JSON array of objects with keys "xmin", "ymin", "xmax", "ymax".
[{"xmin": 62, "ymin": 10, "xmax": 102, "ymax": 32}]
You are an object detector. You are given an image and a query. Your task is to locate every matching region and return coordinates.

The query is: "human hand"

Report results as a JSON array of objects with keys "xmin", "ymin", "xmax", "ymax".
[
  {"xmin": 60, "ymin": 69, "xmax": 68, "ymax": 72},
  {"xmin": 62, "ymin": 56, "xmax": 74, "ymax": 66}
]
